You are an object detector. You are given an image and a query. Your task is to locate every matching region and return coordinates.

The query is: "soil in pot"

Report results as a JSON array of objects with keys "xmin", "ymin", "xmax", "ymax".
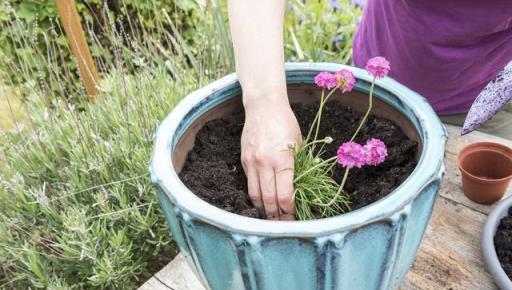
[
  {"xmin": 495, "ymin": 207, "xmax": 512, "ymax": 279},
  {"xmin": 179, "ymin": 100, "xmax": 418, "ymax": 219}
]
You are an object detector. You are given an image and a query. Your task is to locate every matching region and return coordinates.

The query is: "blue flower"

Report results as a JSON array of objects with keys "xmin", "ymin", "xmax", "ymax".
[
  {"xmin": 332, "ymin": 35, "xmax": 341, "ymax": 45},
  {"xmin": 331, "ymin": 0, "xmax": 341, "ymax": 9},
  {"xmin": 351, "ymin": 0, "xmax": 367, "ymax": 8}
]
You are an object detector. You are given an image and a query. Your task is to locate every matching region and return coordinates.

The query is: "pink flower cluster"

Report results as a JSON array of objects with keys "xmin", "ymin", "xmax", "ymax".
[
  {"xmin": 314, "ymin": 69, "xmax": 356, "ymax": 92},
  {"xmin": 364, "ymin": 138, "xmax": 388, "ymax": 166},
  {"xmin": 314, "ymin": 72, "xmax": 337, "ymax": 89},
  {"xmin": 366, "ymin": 56, "xmax": 390, "ymax": 79},
  {"xmin": 336, "ymin": 141, "xmax": 367, "ymax": 168},
  {"xmin": 337, "ymin": 138, "xmax": 388, "ymax": 168},
  {"xmin": 335, "ymin": 70, "xmax": 356, "ymax": 93},
  {"xmin": 312, "ymin": 56, "xmax": 391, "ymax": 170}
]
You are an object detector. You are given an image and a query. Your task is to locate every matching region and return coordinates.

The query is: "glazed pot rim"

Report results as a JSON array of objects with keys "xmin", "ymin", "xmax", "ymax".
[
  {"xmin": 482, "ymin": 195, "xmax": 512, "ymax": 289},
  {"xmin": 150, "ymin": 63, "xmax": 447, "ymax": 237},
  {"xmin": 457, "ymin": 142, "xmax": 512, "ymax": 184}
]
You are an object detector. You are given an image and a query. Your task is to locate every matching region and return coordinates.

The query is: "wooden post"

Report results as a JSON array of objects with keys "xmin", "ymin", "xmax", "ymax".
[{"xmin": 55, "ymin": 0, "xmax": 99, "ymax": 101}]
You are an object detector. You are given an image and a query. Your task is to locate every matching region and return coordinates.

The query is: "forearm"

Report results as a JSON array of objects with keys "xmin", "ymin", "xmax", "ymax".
[{"xmin": 227, "ymin": 0, "xmax": 288, "ymax": 108}]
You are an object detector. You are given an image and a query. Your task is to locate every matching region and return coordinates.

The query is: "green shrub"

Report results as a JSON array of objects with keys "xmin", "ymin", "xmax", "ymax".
[
  {"xmin": 0, "ymin": 0, "xmax": 205, "ymax": 97},
  {"xmin": 1, "ymin": 67, "xmax": 182, "ymax": 289},
  {"xmin": 0, "ymin": 1, "xmax": 234, "ymax": 288}
]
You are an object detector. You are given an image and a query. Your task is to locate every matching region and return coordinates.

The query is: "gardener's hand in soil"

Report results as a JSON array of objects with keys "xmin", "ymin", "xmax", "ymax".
[
  {"xmin": 228, "ymin": 0, "xmax": 300, "ymax": 220},
  {"xmin": 242, "ymin": 98, "xmax": 301, "ymax": 220}
]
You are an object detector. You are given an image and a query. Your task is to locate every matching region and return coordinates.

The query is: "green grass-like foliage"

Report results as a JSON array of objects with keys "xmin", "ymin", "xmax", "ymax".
[
  {"xmin": 1, "ymin": 69, "xmax": 185, "ymax": 289},
  {"xmin": 0, "ymin": 0, "xmax": 205, "ymax": 89},
  {"xmin": 293, "ymin": 139, "xmax": 351, "ymax": 220}
]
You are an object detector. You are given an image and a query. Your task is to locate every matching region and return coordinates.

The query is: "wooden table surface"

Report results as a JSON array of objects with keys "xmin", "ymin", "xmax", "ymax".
[{"xmin": 140, "ymin": 125, "xmax": 512, "ymax": 290}]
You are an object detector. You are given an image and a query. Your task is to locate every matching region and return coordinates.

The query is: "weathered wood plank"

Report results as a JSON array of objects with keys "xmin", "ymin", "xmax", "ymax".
[
  {"xmin": 402, "ymin": 197, "xmax": 497, "ymax": 290},
  {"xmin": 155, "ymin": 254, "xmax": 204, "ymax": 290},
  {"xmin": 139, "ymin": 278, "xmax": 171, "ymax": 290}
]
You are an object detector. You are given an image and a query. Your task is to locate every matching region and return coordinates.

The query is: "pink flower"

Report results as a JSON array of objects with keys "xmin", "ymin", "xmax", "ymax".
[
  {"xmin": 337, "ymin": 141, "xmax": 367, "ymax": 169},
  {"xmin": 314, "ymin": 72, "xmax": 337, "ymax": 89},
  {"xmin": 364, "ymin": 138, "xmax": 388, "ymax": 166},
  {"xmin": 366, "ymin": 56, "xmax": 390, "ymax": 79},
  {"xmin": 335, "ymin": 69, "xmax": 356, "ymax": 93}
]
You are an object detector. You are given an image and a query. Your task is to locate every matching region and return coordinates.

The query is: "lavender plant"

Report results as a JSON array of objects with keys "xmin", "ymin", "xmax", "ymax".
[{"xmin": 0, "ymin": 2, "xmax": 233, "ymax": 289}]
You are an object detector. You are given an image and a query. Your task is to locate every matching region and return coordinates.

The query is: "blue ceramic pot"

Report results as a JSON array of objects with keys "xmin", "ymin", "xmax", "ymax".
[{"xmin": 150, "ymin": 63, "xmax": 447, "ymax": 290}]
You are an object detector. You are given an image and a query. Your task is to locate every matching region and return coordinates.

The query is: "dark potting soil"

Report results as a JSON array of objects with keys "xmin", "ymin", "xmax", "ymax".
[
  {"xmin": 179, "ymin": 101, "xmax": 418, "ymax": 219},
  {"xmin": 495, "ymin": 207, "xmax": 512, "ymax": 279}
]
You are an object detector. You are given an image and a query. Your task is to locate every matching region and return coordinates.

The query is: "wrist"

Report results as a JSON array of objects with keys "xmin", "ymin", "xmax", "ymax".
[{"xmin": 242, "ymin": 89, "xmax": 290, "ymax": 111}]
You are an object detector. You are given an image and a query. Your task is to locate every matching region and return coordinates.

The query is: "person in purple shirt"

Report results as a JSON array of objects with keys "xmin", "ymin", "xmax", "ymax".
[{"xmin": 227, "ymin": 0, "xmax": 512, "ymax": 220}]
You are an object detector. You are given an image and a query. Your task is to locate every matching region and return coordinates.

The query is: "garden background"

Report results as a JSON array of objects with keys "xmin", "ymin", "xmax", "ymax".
[{"xmin": 0, "ymin": 0, "xmax": 361, "ymax": 288}]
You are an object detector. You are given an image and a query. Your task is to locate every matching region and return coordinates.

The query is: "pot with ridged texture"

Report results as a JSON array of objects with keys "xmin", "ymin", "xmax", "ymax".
[{"xmin": 150, "ymin": 63, "xmax": 447, "ymax": 290}]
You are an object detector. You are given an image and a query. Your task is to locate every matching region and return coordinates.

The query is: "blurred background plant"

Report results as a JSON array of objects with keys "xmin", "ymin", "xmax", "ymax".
[
  {"xmin": 285, "ymin": 0, "xmax": 360, "ymax": 63},
  {"xmin": 0, "ymin": 0, "xmax": 361, "ymax": 288}
]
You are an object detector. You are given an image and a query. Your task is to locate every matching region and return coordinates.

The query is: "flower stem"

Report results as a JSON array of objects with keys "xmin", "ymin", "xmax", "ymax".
[
  {"xmin": 338, "ymin": 167, "xmax": 351, "ymax": 194},
  {"xmin": 306, "ymin": 85, "xmax": 340, "ymax": 142},
  {"xmin": 300, "ymin": 138, "xmax": 333, "ymax": 153},
  {"xmin": 312, "ymin": 89, "xmax": 324, "ymax": 141},
  {"xmin": 294, "ymin": 155, "xmax": 337, "ymax": 182},
  {"xmin": 350, "ymin": 77, "xmax": 376, "ymax": 142},
  {"xmin": 322, "ymin": 167, "xmax": 350, "ymax": 207}
]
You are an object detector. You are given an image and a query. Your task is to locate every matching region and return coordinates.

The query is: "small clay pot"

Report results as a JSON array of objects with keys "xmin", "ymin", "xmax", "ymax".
[{"xmin": 458, "ymin": 142, "xmax": 512, "ymax": 204}]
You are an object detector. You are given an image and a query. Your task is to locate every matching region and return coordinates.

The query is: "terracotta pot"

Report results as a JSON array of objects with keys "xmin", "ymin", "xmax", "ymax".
[{"xmin": 458, "ymin": 142, "xmax": 512, "ymax": 204}]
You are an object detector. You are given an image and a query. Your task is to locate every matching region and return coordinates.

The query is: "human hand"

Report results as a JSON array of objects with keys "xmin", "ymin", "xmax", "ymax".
[{"xmin": 241, "ymin": 96, "xmax": 302, "ymax": 220}]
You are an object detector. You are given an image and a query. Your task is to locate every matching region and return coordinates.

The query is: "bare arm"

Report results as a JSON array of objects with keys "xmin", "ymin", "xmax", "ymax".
[
  {"xmin": 228, "ymin": 0, "xmax": 288, "ymax": 105},
  {"xmin": 228, "ymin": 0, "xmax": 301, "ymax": 220}
]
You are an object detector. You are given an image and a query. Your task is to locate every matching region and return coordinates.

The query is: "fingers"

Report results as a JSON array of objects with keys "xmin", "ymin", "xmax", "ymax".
[
  {"xmin": 275, "ymin": 160, "xmax": 295, "ymax": 221},
  {"xmin": 242, "ymin": 161, "xmax": 264, "ymax": 217},
  {"xmin": 243, "ymin": 151, "xmax": 295, "ymax": 221},
  {"xmin": 248, "ymin": 169, "xmax": 265, "ymax": 216},
  {"xmin": 258, "ymin": 167, "xmax": 279, "ymax": 220}
]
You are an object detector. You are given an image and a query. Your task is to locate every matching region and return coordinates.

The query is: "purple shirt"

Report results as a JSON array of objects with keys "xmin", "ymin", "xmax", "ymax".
[{"xmin": 353, "ymin": 0, "xmax": 512, "ymax": 115}]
